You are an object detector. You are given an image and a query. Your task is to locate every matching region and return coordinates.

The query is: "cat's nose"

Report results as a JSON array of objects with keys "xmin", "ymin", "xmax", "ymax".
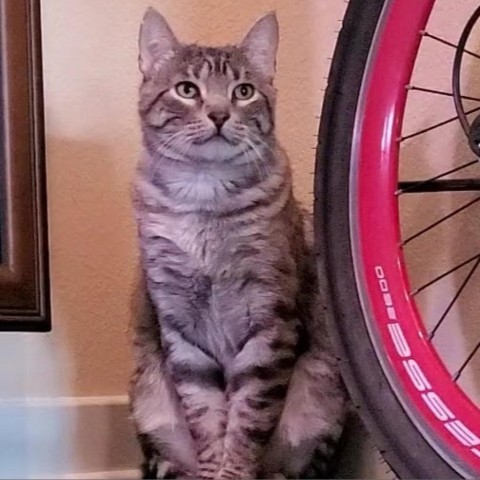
[{"xmin": 208, "ymin": 112, "xmax": 230, "ymax": 130}]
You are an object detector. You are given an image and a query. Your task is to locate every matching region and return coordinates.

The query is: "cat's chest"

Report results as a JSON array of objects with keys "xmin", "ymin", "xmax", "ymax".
[
  {"xmin": 143, "ymin": 212, "xmax": 255, "ymax": 363},
  {"xmin": 152, "ymin": 213, "xmax": 227, "ymax": 267}
]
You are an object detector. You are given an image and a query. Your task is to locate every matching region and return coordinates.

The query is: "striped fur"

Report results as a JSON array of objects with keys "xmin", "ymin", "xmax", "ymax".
[{"xmin": 130, "ymin": 9, "xmax": 346, "ymax": 479}]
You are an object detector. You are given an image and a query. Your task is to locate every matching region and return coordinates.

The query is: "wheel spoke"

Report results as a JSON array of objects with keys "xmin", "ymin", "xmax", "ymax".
[
  {"xmin": 402, "ymin": 195, "xmax": 480, "ymax": 245},
  {"xmin": 407, "ymin": 85, "xmax": 480, "ymax": 102},
  {"xmin": 399, "ymin": 178, "xmax": 480, "ymax": 193},
  {"xmin": 454, "ymin": 341, "xmax": 480, "ymax": 381},
  {"xmin": 428, "ymin": 257, "xmax": 480, "ymax": 340},
  {"xmin": 421, "ymin": 30, "xmax": 480, "ymax": 60},
  {"xmin": 397, "ymin": 160, "xmax": 478, "ymax": 194},
  {"xmin": 411, "ymin": 252, "xmax": 480, "ymax": 295},
  {"xmin": 400, "ymin": 105, "xmax": 480, "ymax": 142}
]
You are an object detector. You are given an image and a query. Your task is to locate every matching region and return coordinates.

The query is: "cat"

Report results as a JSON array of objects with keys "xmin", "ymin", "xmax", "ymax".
[{"xmin": 129, "ymin": 8, "xmax": 346, "ymax": 480}]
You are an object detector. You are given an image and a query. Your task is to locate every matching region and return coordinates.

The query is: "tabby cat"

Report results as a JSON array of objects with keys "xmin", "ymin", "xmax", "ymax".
[{"xmin": 130, "ymin": 8, "xmax": 346, "ymax": 479}]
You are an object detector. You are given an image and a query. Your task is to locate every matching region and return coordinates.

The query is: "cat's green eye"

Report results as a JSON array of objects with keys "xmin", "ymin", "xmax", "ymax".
[
  {"xmin": 233, "ymin": 83, "xmax": 255, "ymax": 101},
  {"xmin": 175, "ymin": 81, "xmax": 200, "ymax": 99}
]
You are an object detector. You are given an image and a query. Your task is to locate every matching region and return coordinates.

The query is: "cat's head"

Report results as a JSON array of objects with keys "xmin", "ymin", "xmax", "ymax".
[{"xmin": 138, "ymin": 8, "xmax": 279, "ymax": 163}]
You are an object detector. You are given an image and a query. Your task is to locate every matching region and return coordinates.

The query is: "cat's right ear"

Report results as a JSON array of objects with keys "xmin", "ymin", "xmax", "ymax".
[{"xmin": 139, "ymin": 8, "xmax": 178, "ymax": 79}]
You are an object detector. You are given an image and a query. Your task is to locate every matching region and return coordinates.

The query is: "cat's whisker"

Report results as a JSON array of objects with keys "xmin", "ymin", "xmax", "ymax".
[
  {"xmin": 243, "ymin": 138, "xmax": 268, "ymax": 181},
  {"xmin": 243, "ymin": 144, "xmax": 263, "ymax": 180},
  {"xmin": 154, "ymin": 130, "xmax": 186, "ymax": 155},
  {"xmin": 244, "ymin": 137, "xmax": 270, "ymax": 180},
  {"xmin": 248, "ymin": 133, "xmax": 276, "ymax": 176},
  {"xmin": 249, "ymin": 132, "xmax": 275, "ymax": 154},
  {"xmin": 179, "ymin": 137, "xmax": 193, "ymax": 159}
]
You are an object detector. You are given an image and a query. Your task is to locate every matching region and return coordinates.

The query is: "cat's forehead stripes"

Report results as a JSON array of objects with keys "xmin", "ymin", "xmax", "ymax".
[{"xmin": 185, "ymin": 48, "xmax": 242, "ymax": 82}]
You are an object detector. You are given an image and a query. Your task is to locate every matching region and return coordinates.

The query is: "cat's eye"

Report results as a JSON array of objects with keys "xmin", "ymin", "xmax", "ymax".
[
  {"xmin": 175, "ymin": 81, "xmax": 200, "ymax": 99},
  {"xmin": 233, "ymin": 83, "xmax": 255, "ymax": 101}
]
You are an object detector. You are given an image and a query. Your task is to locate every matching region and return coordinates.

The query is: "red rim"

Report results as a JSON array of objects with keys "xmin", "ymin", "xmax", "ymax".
[{"xmin": 352, "ymin": 0, "xmax": 480, "ymax": 475}]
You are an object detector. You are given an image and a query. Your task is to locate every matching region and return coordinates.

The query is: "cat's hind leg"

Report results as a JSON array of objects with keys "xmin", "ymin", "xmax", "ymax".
[
  {"xmin": 137, "ymin": 432, "xmax": 159, "ymax": 479},
  {"xmin": 130, "ymin": 352, "xmax": 198, "ymax": 479},
  {"xmin": 261, "ymin": 350, "xmax": 346, "ymax": 479},
  {"xmin": 130, "ymin": 286, "xmax": 198, "ymax": 478}
]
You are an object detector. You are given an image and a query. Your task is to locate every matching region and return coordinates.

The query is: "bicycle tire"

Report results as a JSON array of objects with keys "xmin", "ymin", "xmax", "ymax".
[{"xmin": 314, "ymin": 0, "xmax": 474, "ymax": 477}]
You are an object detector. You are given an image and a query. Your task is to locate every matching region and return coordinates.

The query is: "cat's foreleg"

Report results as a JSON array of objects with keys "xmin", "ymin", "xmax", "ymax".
[
  {"xmin": 217, "ymin": 325, "xmax": 298, "ymax": 480},
  {"xmin": 164, "ymin": 328, "xmax": 228, "ymax": 480}
]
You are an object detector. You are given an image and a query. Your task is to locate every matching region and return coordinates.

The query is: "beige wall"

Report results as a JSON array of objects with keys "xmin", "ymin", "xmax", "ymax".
[{"xmin": 0, "ymin": 0, "xmax": 345, "ymax": 399}]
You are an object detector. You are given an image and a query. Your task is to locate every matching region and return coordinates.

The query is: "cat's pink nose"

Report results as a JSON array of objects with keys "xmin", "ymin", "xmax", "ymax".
[{"xmin": 208, "ymin": 112, "xmax": 230, "ymax": 130}]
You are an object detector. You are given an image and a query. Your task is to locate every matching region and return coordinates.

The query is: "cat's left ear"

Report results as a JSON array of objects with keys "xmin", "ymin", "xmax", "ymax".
[
  {"xmin": 240, "ymin": 12, "xmax": 279, "ymax": 81},
  {"xmin": 139, "ymin": 8, "xmax": 178, "ymax": 79}
]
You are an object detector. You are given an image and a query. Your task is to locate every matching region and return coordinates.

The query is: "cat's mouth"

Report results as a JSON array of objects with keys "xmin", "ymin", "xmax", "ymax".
[{"xmin": 194, "ymin": 133, "xmax": 236, "ymax": 146}]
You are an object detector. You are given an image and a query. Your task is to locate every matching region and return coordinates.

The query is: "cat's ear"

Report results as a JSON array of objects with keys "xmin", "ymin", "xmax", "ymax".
[
  {"xmin": 240, "ymin": 12, "xmax": 279, "ymax": 80},
  {"xmin": 139, "ymin": 8, "xmax": 178, "ymax": 79}
]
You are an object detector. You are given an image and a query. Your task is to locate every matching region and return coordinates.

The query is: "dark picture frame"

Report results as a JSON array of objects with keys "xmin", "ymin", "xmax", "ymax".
[{"xmin": 0, "ymin": 0, "xmax": 50, "ymax": 331}]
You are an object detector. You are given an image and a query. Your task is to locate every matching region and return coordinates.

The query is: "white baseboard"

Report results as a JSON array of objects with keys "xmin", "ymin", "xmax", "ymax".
[
  {"xmin": 0, "ymin": 395, "xmax": 141, "ymax": 479},
  {"xmin": 30, "ymin": 468, "xmax": 139, "ymax": 479},
  {"xmin": 0, "ymin": 395, "xmax": 131, "ymax": 407}
]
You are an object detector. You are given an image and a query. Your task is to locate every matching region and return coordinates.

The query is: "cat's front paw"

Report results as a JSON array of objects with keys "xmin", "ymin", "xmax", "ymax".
[
  {"xmin": 142, "ymin": 458, "xmax": 192, "ymax": 480},
  {"xmin": 215, "ymin": 467, "xmax": 257, "ymax": 480}
]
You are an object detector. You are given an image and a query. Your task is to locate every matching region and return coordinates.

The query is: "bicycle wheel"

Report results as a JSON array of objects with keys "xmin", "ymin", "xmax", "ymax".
[{"xmin": 315, "ymin": 0, "xmax": 480, "ymax": 478}]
